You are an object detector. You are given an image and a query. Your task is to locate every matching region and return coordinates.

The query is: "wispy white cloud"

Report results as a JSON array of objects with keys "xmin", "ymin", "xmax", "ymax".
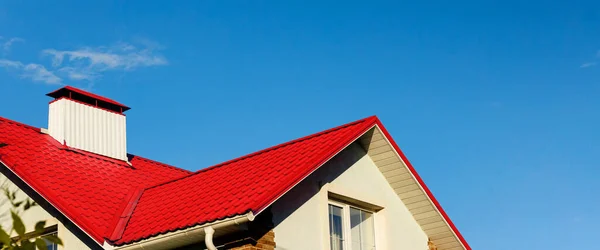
[
  {"xmin": 1, "ymin": 37, "xmax": 24, "ymax": 53},
  {"xmin": 43, "ymin": 42, "xmax": 167, "ymax": 75},
  {"xmin": 58, "ymin": 67, "xmax": 99, "ymax": 81},
  {"xmin": 0, "ymin": 59, "xmax": 61, "ymax": 84},
  {"xmin": 0, "ymin": 58, "xmax": 22, "ymax": 68},
  {"xmin": 22, "ymin": 64, "xmax": 62, "ymax": 84},
  {"xmin": 0, "ymin": 38, "xmax": 167, "ymax": 84},
  {"xmin": 580, "ymin": 62, "xmax": 596, "ymax": 68},
  {"xmin": 580, "ymin": 50, "xmax": 600, "ymax": 68}
]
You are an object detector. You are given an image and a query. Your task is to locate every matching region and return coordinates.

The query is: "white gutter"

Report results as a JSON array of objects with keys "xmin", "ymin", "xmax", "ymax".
[{"xmin": 113, "ymin": 212, "xmax": 255, "ymax": 250}]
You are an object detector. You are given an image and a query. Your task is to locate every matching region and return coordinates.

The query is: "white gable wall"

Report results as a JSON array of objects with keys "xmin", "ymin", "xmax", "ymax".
[
  {"xmin": 0, "ymin": 172, "xmax": 92, "ymax": 250},
  {"xmin": 271, "ymin": 143, "xmax": 429, "ymax": 250},
  {"xmin": 0, "ymin": 173, "xmax": 54, "ymax": 231}
]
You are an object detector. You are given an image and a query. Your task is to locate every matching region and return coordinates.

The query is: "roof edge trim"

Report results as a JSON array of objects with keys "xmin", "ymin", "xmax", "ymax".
[
  {"xmin": 46, "ymin": 86, "xmax": 130, "ymax": 111},
  {"xmin": 141, "ymin": 116, "xmax": 379, "ymax": 193},
  {"xmin": 373, "ymin": 121, "xmax": 471, "ymax": 250},
  {"xmin": 49, "ymin": 97, "xmax": 127, "ymax": 116},
  {"xmin": 253, "ymin": 118, "xmax": 378, "ymax": 216},
  {"xmin": 0, "ymin": 159, "xmax": 106, "ymax": 247},
  {"xmin": 239, "ymin": 116, "xmax": 470, "ymax": 249}
]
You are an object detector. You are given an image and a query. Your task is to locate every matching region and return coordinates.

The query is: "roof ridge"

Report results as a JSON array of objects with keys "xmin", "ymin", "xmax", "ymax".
[
  {"xmin": 252, "ymin": 116, "xmax": 379, "ymax": 214},
  {"xmin": 127, "ymin": 154, "xmax": 193, "ymax": 174},
  {"xmin": 198, "ymin": 116, "xmax": 378, "ymax": 173},
  {"xmin": 141, "ymin": 116, "xmax": 378, "ymax": 191},
  {"xmin": 114, "ymin": 116, "xmax": 379, "ymax": 245}
]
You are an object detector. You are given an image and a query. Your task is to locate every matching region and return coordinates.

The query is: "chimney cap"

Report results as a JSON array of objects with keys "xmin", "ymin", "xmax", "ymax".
[{"xmin": 47, "ymin": 86, "xmax": 131, "ymax": 113}]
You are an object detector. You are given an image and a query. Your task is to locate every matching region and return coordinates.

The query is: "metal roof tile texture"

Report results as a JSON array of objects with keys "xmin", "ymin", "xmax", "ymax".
[
  {"xmin": 113, "ymin": 117, "xmax": 377, "ymax": 244},
  {"xmin": 1, "ymin": 114, "xmax": 469, "ymax": 249},
  {"xmin": 0, "ymin": 116, "xmax": 191, "ymax": 243},
  {"xmin": 0, "ymin": 114, "xmax": 375, "ymax": 245}
]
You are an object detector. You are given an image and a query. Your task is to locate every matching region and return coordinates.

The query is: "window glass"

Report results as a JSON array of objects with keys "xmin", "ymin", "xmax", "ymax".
[
  {"xmin": 42, "ymin": 233, "xmax": 58, "ymax": 250},
  {"xmin": 329, "ymin": 204, "xmax": 345, "ymax": 250},
  {"xmin": 350, "ymin": 208, "xmax": 375, "ymax": 250}
]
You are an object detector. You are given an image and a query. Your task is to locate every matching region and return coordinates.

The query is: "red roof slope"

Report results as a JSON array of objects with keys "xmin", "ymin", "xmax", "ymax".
[
  {"xmin": 0, "ymin": 116, "xmax": 191, "ymax": 243},
  {"xmin": 114, "ymin": 117, "xmax": 377, "ymax": 244},
  {"xmin": 0, "ymin": 115, "xmax": 469, "ymax": 249}
]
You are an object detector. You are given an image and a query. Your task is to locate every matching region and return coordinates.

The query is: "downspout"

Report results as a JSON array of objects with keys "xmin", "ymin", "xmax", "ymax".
[
  {"xmin": 113, "ymin": 212, "xmax": 255, "ymax": 250},
  {"xmin": 204, "ymin": 226, "xmax": 216, "ymax": 250}
]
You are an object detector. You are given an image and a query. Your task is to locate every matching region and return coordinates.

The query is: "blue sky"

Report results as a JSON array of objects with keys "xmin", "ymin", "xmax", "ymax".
[{"xmin": 1, "ymin": 1, "xmax": 599, "ymax": 249}]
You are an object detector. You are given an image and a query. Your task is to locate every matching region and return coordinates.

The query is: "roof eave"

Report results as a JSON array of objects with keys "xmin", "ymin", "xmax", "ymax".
[
  {"xmin": 371, "ymin": 120, "xmax": 471, "ymax": 250},
  {"xmin": 111, "ymin": 212, "xmax": 255, "ymax": 250},
  {"xmin": 245, "ymin": 117, "xmax": 471, "ymax": 249}
]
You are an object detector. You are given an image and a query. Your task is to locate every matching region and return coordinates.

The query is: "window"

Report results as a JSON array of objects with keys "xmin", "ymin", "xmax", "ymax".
[
  {"xmin": 329, "ymin": 204, "xmax": 345, "ymax": 249},
  {"xmin": 10, "ymin": 226, "xmax": 58, "ymax": 250},
  {"xmin": 41, "ymin": 232, "xmax": 58, "ymax": 250},
  {"xmin": 328, "ymin": 201, "xmax": 376, "ymax": 250}
]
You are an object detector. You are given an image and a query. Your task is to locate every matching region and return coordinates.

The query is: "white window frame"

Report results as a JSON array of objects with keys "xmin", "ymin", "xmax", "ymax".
[
  {"xmin": 41, "ymin": 231, "xmax": 59, "ymax": 250},
  {"xmin": 11, "ymin": 226, "xmax": 58, "ymax": 250},
  {"xmin": 328, "ymin": 199, "xmax": 376, "ymax": 250}
]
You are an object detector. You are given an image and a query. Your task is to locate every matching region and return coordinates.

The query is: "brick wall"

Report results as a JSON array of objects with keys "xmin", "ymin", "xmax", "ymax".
[
  {"xmin": 228, "ymin": 229, "xmax": 275, "ymax": 250},
  {"xmin": 219, "ymin": 209, "xmax": 275, "ymax": 250}
]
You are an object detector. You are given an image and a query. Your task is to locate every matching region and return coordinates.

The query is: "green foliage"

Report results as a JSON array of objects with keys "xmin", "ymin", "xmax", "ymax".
[{"xmin": 0, "ymin": 182, "xmax": 63, "ymax": 250}]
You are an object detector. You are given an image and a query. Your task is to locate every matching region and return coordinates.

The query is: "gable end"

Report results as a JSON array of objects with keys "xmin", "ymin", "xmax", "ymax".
[{"xmin": 358, "ymin": 124, "xmax": 470, "ymax": 250}]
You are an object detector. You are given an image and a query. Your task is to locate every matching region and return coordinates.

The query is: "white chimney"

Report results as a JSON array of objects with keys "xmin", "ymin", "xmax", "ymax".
[{"xmin": 47, "ymin": 86, "xmax": 129, "ymax": 161}]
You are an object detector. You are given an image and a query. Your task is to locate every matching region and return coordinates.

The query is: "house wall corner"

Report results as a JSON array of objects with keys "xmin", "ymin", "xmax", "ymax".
[{"xmin": 229, "ymin": 229, "xmax": 276, "ymax": 250}]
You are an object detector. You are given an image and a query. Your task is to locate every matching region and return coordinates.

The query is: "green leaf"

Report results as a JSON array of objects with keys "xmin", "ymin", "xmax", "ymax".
[
  {"xmin": 34, "ymin": 239, "xmax": 47, "ymax": 250},
  {"xmin": 42, "ymin": 235, "xmax": 62, "ymax": 246},
  {"xmin": 34, "ymin": 221, "xmax": 45, "ymax": 233},
  {"xmin": 20, "ymin": 240, "xmax": 35, "ymax": 250},
  {"xmin": 0, "ymin": 228, "xmax": 11, "ymax": 246},
  {"xmin": 13, "ymin": 201, "xmax": 23, "ymax": 208},
  {"xmin": 23, "ymin": 201, "xmax": 31, "ymax": 211},
  {"xmin": 10, "ymin": 211, "xmax": 25, "ymax": 236}
]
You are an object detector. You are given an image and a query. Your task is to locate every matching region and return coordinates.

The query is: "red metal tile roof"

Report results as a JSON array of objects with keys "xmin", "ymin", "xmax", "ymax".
[
  {"xmin": 113, "ymin": 116, "xmax": 377, "ymax": 244},
  {"xmin": 0, "ymin": 116, "xmax": 190, "ymax": 243},
  {"xmin": 0, "ymin": 115, "xmax": 470, "ymax": 249}
]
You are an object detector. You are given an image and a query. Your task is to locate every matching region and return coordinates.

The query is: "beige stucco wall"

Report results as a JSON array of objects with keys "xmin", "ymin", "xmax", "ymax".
[
  {"xmin": 0, "ymin": 172, "xmax": 92, "ymax": 250},
  {"xmin": 271, "ymin": 143, "xmax": 429, "ymax": 250}
]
